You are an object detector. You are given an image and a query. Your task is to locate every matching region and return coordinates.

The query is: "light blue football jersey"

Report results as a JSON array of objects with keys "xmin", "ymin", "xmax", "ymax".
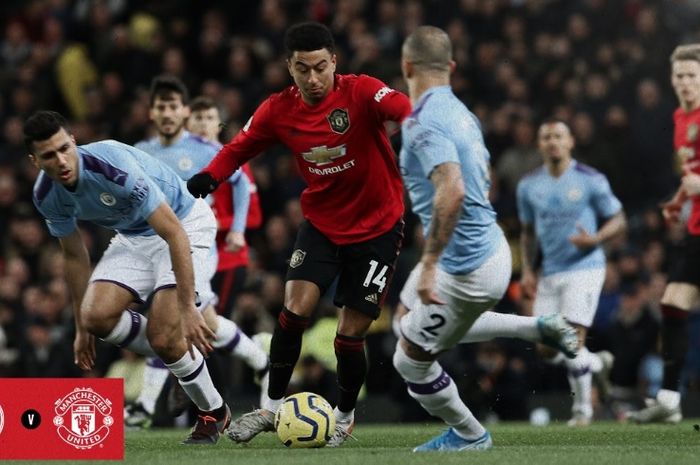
[
  {"xmin": 33, "ymin": 140, "xmax": 194, "ymax": 237},
  {"xmin": 516, "ymin": 160, "xmax": 622, "ymax": 276},
  {"xmin": 136, "ymin": 131, "xmax": 248, "ymax": 232},
  {"xmin": 400, "ymin": 85, "xmax": 502, "ymax": 275}
]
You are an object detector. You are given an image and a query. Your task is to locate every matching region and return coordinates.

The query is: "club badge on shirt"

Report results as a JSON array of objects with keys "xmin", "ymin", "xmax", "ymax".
[{"xmin": 327, "ymin": 108, "xmax": 350, "ymax": 134}]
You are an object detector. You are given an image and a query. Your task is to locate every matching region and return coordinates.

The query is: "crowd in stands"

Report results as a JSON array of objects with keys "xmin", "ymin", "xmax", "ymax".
[{"xmin": 2, "ymin": 0, "xmax": 700, "ymax": 421}]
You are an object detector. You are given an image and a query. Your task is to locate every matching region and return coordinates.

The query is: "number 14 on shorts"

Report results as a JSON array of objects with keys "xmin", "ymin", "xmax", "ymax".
[{"xmin": 363, "ymin": 260, "xmax": 388, "ymax": 292}]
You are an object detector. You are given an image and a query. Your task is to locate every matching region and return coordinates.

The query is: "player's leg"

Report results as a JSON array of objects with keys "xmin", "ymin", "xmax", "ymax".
[
  {"xmin": 226, "ymin": 220, "xmax": 340, "ymax": 443},
  {"xmin": 393, "ymin": 303, "xmax": 578, "ymax": 358},
  {"xmin": 627, "ymin": 280, "xmax": 696, "ymax": 423},
  {"xmin": 326, "ymin": 221, "xmax": 404, "ymax": 446},
  {"xmin": 148, "ymin": 288, "xmax": 230, "ymax": 444},
  {"xmin": 394, "ymin": 237, "xmax": 511, "ymax": 452},
  {"xmin": 86, "ymin": 235, "xmax": 160, "ymax": 357},
  {"xmin": 149, "ymin": 200, "xmax": 230, "ymax": 444},
  {"xmin": 554, "ymin": 268, "xmax": 607, "ymax": 426}
]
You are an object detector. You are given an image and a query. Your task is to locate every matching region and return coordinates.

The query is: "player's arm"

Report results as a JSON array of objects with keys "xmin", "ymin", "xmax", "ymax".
[
  {"xmin": 519, "ymin": 223, "xmax": 538, "ymax": 300},
  {"xmin": 147, "ymin": 202, "xmax": 214, "ymax": 356},
  {"xmin": 571, "ymin": 174, "xmax": 626, "ymax": 249},
  {"xmin": 189, "ymin": 99, "xmax": 277, "ymax": 197},
  {"xmin": 419, "ymin": 162, "xmax": 464, "ymax": 305},
  {"xmin": 58, "ymin": 229, "xmax": 95, "ymax": 369},
  {"xmin": 357, "ymin": 75, "xmax": 412, "ymax": 127},
  {"xmin": 226, "ymin": 170, "xmax": 250, "ymax": 252}
]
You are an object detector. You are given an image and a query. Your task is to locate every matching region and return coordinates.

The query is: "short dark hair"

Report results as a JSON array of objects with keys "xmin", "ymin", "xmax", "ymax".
[
  {"xmin": 149, "ymin": 74, "xmax": 189, "ymax": 107},
  {"xmin": 189, "ymin": 96, "xmax": 219, "ymax": 113},
  {"xmin": 23, "ymin": 110, "xmax": 69, "ymax": 152},
  {"xmin": 284, "ymin": 22, "xmax": 335, "ymax": 58}
]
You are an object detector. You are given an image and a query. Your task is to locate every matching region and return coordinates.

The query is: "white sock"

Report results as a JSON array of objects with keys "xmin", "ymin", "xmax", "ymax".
[
  {"xmin": 585, "ymin": 348, "xmax": 603, "ymax": 373},
  {"xmin": 545, "ymin": 352, "xmax": 566, "ymax": 366},
  {"xmin": 333, "ymin": 407, "xmax": 354, "ymax": 424},
  {"xmin": 102, "ymin": 310, "xmax": 156, "ymax": 357},
  {"xmin": 459, "ymin": 311, "xmax": 539, "ymax": 343},
  {"xmin": 565, "ymin": 351, "xmax": 592, "ymax": 417},
  {"xmin": 212, "ymin": 316, "xmax": 268, "ymax": 371},
  {"xmin": 262, "ymin": 395, "xmax": 283, "ymax": 414},
  {"xmin": 657, "ymin": 389, "xmax": 681, "ymax": 408},
  {"xmin": 166, "ymin": 349, "xmax": 223, "ymax": 412},
  {"xmin": 135, "ymin": 357, "xmax": 170, "ymax": 414},
  {"xmin": 393, "ymin": 344, "xmax": 484, "ymax": 439}
]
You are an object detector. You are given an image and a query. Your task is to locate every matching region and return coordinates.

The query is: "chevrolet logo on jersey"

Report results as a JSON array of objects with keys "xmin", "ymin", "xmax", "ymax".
[{"xmin": 301, "ymin": 144, "xmax": 347, "ymax": 165}]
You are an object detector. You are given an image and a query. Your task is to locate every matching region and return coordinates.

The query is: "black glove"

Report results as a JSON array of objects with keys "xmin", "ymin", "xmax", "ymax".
[{"xmin": 187, "ymin": 172, "xmax": 219, "ymax": 198}]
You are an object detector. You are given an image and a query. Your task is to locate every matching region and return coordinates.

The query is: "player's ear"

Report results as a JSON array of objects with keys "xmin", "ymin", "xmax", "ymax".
[
  {"xmin": 448, "ymin": 60, "xmax": 456, "ymax": 74},
  {"xmin": 401, "ymin": 59, "xmax": 412, "ymax": 80},
  {"xmin": 27, "ymin": 153, "xmax": 38, "ymax": 168}
]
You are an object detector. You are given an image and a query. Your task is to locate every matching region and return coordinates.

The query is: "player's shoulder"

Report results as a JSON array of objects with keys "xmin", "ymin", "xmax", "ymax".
[
  {"xmin": 519, "ymin": 165, "xmax": 547, "ymax": 185},
  {"xmin": 184, "ymin": 133, "xmax": 220, "ymax": 152},
  {"xmin": 32, "ymin": 171, "xmax": 56, "ymax": 206},
  {"xmin": 267, "ymin": 84, "xmax": 300, "ymax": 106},
  {"xmin": 79, "ymin": 142, "xmax": 131, "ymax": 186},
  {"xmin": 134, "ymin": 138, "xmax": 155, "ymax": 151},
  {"xmin": 572, "ymin": 161, "xmax": 605, "ymax": 178}
]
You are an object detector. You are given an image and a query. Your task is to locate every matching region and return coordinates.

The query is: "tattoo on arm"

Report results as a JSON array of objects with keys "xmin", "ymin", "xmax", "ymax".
[{"xmin": 424, "ymin": 163, "xmax": 463, "ymax": 260}]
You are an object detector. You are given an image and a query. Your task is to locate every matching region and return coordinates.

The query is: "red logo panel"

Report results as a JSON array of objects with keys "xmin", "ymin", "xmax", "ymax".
[{"xmin": 0, "ymin": 378, "xmax": 123, "ymax": 460}]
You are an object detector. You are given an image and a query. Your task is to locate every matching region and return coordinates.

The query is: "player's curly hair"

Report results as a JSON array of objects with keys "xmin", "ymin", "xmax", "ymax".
[
  {"xmin": 284, "ymin": 22, "xmax": 335, "ymax": 58},
  {"xmin": 23, "ymin": 110, "xmax": 70, "ymax": 152}
]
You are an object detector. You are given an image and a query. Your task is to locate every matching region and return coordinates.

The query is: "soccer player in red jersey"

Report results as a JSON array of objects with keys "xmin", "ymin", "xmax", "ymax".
[
  {"xmin": 629, "ymin": 44, "xmax": 700, "ymax": 423},
  {"xmin": 187, "ymin": 96, "xmax": 263, "ymax": 315},
  {"xmin": 188, "ymin": 22, "xmax": 411, "ymax": 446}
]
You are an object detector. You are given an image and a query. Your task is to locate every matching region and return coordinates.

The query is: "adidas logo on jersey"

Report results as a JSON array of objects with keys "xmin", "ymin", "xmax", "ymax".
[{"xmin": 365, "ymin": 293, "xmax": 378, "ymax": 304}]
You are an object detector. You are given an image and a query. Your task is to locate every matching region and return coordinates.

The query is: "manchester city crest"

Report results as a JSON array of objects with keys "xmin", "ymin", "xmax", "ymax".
[
  {"xmin": 99, "ymin": 192, "xmax": 116, "ymax": 206},
  {"xmin": 327, "ymin": 109, "xmax": 350, "ymax": 134}
]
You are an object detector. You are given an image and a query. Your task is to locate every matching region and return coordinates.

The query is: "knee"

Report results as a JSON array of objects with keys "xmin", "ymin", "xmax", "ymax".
[
  {"xmin": 82, "ymin": 307, "xmax": 115, "ymax": 337},
  {"xmin": 146, "ymin": 325, "xmax": 179, "ymax": 356},
  {"xmin": 393, "ymin": 341, "xmax": 428, "ymax": 380}
]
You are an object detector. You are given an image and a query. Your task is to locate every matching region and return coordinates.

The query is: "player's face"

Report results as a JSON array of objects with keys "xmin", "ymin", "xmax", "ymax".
[
  {"xmin": 187, "ymin": 108, "xmax": 221, "ymax": 142},
  {"xmin": 537, "ymin": 122, "xmax": 574, "ymax": 164},
  {"xmin": 671, "ymin": 60, "xmax": 700, "ymax": 110},
  {"xmin": 28, "ymin": 127, "xmax": 79, "ymax": 187},
  {"xmin": 287, "ymin": 49, "xmax": 336, "ymax": 105},
  {"xmin": 150, "ymin": 94, "xmax": 190, "ymax": 138}
]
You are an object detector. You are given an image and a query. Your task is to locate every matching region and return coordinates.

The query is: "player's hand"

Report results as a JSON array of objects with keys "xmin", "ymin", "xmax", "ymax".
[
  {"xmin": 661, "ymin": 199, "xmax": 683, "ymax": 224},
  {"xmin": 225, "ymin": 231, "xmax": 246, "ymax": 252},
  {"xmin": 180, "ymin": 307, "xmax": 215, "ymax": 358},
  {"xmin": 569, "ymin": 224, "xmax": 599, "ymax": 250},
  {"xmin": 417, "ymin": 262, "xmax": 446, "ymax": 305},
  {"xmin": 681, "ymin": 172, "xmax": 700, "ymax": 196},
  {"xmin": 187, "ymin": 172, "xmax": 219, "ymax": 198},
  {"xmin": 74, "ymin": 329, "xmax": 96, "ymax": 370},
  {"xmin": 520, "ymin": 269, "xmax": 537, "ymax": 301}
]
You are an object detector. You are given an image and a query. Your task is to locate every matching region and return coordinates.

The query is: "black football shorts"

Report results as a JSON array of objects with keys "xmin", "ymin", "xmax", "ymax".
[
  {"xmin": 286, "ymin": 219, "xmax": 404, "ymax": 319},
  {"xmin": 668, "ymin": 233, "xmax": 700, "ymax": 286}
]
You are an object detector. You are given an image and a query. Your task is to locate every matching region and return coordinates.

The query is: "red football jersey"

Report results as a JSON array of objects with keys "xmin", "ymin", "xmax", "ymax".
[
  {"xmin": 205, "ymin": 74, "xmax": 411, "ymax": 244},
  {"xmin": 674, "ymin": 106, "xmax": 700, "ymax": 235},
  {"xmin": 211, "ymin": 164, "xmax": 262, "ymax": 271}
]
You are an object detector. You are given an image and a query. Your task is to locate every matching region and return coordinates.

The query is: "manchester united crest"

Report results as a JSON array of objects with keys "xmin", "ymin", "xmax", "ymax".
[
  {"xmin": 289, "ymin": 249, "xmax": 306, "ymax": 268},
  {"xmin": 689, "ymin": 123, "xmax": 699, "ymax": 143},
  {"xmin": 53, "ymin": 388, "xmax": 114, "ymax": 450},
  {"xmin": 327, "ymin": 108, "xmax": 350, "ymax": 134}
]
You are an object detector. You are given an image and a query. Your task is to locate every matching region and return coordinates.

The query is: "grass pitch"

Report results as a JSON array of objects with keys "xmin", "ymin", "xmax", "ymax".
[{"xmin": 12, "ymin": 421, "xmax": 700, "ymax": 464}]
